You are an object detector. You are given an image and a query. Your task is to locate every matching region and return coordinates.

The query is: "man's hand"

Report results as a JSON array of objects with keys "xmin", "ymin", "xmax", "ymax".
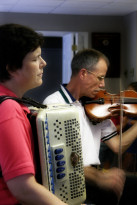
[{"xmin": 84, "ymin": 166, "xmax": 125, "ymax": 200}]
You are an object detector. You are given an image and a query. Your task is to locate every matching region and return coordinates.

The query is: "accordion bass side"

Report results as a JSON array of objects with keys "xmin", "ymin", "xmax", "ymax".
[{"xmin": 31, "ymin": 104, "xmax": 86, "ymax": 205}]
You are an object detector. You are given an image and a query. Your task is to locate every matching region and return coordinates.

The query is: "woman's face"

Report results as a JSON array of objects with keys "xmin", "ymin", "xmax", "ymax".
[{"xmin": 14, "ymin": 47, "xmax": 46, "ymax": 93}]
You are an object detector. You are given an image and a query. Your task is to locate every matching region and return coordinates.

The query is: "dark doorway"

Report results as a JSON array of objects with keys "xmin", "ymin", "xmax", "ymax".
[
  {"xmin": 92, "ymin": 33, "xmax": 120, "ymax": 78},
  {"xmin": 24, "ymin": 37, "xmax": 62, "ymax": 103}
]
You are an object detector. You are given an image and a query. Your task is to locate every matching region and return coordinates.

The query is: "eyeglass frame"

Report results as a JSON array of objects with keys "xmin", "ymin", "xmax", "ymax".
[{"xmin": 86, "ymin": 70, "xmax": 105, "ymax": 81}]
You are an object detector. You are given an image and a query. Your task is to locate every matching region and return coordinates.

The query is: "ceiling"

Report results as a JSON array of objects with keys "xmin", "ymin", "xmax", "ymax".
[{"xmin": 0, "ymin": 0, "xmax": 137, "ymax": 16}]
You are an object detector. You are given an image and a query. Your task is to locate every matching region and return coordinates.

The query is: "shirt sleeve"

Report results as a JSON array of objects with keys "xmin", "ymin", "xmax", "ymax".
[
  {"xmin": 101, "ymin": 119, "xmax": 117, "ymax": 142},
  {"xmin": 0, "ymin": 101, "xmax": 35, "ymax": 181}
]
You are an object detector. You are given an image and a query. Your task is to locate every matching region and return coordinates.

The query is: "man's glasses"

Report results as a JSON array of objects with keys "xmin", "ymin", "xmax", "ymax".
[{"xmin": 87, "ymin": 70, "xmax": 105, "ymax": 81}]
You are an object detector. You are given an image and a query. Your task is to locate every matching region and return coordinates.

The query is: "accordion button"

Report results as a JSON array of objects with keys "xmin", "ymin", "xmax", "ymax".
[
  {"xmin": 51, "ymin": 178, "xmax": 54, "ymax": 185},
  {"xmin": 49, "ymin": 160, "xmax": 52, "ymax": 164},
  {"xmin": 57, "ymin": 161, "xmax": 65, "ymax": 166},
  {"xmin": 51, "ymin": 187, "xmax": 55, "ymax": 194},
  {"xmin": 49, "ymin": 165, "xmax": 53, "ymax": 171},
  {"xmin": 48, "ymin": 153, "xmax": 52, "ymax": 159},
  {"xmin": 55, "ymin": 155, "xmax": 64, "ymax": 161},
  {"xmin": 57, "ymin": 173, "xmax": 65, "ymax": 179},
  {"xmin": 56, "ymin": 167, "xmax": 65, "ymax": 173},
  {"xmin": 54, "ymin": 148, "xmax": 63, "ymax": 154},
  {"xmin": 50, "ymin": 172, "xmax": 53, "ymax": 177},
  {"xmin": 47, "ymin": 138, "xmax": 50, "ymax": 144}
]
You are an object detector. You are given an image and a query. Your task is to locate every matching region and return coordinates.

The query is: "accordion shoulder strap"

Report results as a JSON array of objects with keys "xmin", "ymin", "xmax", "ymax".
[{"xmin": 0, "ymin": 95, "xmax": 47, "ymax": 108}]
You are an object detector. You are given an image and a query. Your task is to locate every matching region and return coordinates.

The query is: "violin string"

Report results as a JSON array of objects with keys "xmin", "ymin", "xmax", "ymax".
[{"xmin": 104, "ymin": 96, "xmax": 137, "ymax": 102}]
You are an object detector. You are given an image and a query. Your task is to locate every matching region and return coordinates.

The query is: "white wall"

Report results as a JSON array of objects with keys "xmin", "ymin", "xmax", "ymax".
[
  {"xmin": 62, "ymin": 33, "xmax": 73, "ymax": 84},
  {"xmin": 62, "ymin": 32, "xmax": 89, "ymax": 84},
  {"xmin": 0, "ymin": 13, "xmax": 124, "ymax": 49},
  {"xmin": 1, "ymin": 12, "xmax": 136, "ymax": 92},
  {"xmin": 122, "ymin": 12, "xmax": 137, "ymax": 89}
]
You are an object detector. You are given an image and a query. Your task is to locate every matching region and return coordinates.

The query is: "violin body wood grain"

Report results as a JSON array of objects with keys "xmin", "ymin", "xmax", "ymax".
[{"xmin": 84, "ymin": 90, "xmax": 137, "ymax": 122}]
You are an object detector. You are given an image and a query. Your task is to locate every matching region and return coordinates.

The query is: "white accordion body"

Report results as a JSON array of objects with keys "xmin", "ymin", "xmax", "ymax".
[{"xmin": 31, "ymin": 104, "xmax": 86, "ymax": 205}]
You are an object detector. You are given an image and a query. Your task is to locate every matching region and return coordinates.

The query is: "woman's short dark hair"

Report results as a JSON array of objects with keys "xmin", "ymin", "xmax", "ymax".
[
  {"xmin": 71, "ymin": 48, "xmax": 109, "ymax": 76},
  {"xmin": 0, "ymin": 23, "xmax": 44, "ymax": 82}
]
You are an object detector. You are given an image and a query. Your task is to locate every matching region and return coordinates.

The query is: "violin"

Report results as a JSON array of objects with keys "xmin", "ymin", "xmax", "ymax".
[{"xmin": 84, "ymin": 90, "xmax": 137, "ymax": 122}]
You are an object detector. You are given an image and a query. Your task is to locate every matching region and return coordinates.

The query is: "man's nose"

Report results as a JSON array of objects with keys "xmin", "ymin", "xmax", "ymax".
[{"xmin": 99, "ymin": 79, "xmax": 105, "ymax": 88}]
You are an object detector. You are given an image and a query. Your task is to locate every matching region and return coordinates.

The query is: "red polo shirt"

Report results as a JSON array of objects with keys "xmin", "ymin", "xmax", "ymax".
[{"xmin": 0, "ymin": 84, "xmax": 35, "ymax": 205}]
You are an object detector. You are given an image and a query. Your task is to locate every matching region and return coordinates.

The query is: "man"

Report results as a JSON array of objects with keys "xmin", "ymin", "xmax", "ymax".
[
  {"xmin": 43, "ymin": 49, "xmax": 137, "ymax": 204},
  {"xmin": 0, "ymin": 23, "xmax": 67, "ymax": 205}
]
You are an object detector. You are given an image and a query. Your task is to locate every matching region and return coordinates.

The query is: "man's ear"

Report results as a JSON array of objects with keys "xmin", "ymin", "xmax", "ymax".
[{"xmin": 79, "ymin": 68, "xmax": 87, "ymax": 80}]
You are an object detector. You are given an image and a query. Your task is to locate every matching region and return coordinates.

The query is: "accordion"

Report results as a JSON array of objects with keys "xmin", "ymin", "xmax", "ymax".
[{"xmin": 30, "ymin": 104, "xmax": 86, "ymax": 205}]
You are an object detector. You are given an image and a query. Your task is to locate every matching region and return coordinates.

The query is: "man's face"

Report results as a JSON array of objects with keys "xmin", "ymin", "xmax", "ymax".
[{"xmin": 82, "ymin": 58, "xmax": 108, "ymax": 98}]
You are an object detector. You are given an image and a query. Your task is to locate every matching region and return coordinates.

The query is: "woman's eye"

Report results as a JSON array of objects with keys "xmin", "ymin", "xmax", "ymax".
[
  {"xmin": 33, "ymin": 57, "xmax": 39, "ymax": 61},
  {"xmin": 32, "ymin": 55, "xmax": 41, "ymax": 61}
]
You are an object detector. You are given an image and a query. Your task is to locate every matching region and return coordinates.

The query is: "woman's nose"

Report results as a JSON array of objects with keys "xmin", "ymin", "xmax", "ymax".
[{"xmin": 40, "ymin": 57, "xmax": 47, "ymax": 68}]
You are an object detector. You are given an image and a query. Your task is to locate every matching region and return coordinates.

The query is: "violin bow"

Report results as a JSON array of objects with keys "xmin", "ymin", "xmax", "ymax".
[{"xmin": 118, "ymin": 90, "xmax": 124, "ymax": 169}]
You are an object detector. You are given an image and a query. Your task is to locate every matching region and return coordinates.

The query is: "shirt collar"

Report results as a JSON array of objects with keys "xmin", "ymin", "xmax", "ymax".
[
  {"xmin": 0, "ymin": 84, "xmax": 30, "ymax": 114},
  {"xmin": 0, "ymin": 84, "xmax": 17, "ymax": 97},
  {"xmin": 62, "ymin": 84, "xmax": 76, "ymax": 102}
]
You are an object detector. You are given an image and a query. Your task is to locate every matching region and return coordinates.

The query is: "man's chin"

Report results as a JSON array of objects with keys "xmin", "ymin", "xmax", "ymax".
[
  {"xmin": 88, "ymin": 94, "xmax": 96, "ymax": 99},
  {"xmin": 90, "ymin": 92, "xmax": 98, "ymax": 98}
]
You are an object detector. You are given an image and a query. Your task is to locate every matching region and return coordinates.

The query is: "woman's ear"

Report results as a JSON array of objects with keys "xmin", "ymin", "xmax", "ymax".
[
  {"xmin": 6, "ymin": 65, "xmax": 15, "ymax": 78},
  {"xmin": 6, "ymin": 65, "xmax": 9, "ymax": 72}
]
